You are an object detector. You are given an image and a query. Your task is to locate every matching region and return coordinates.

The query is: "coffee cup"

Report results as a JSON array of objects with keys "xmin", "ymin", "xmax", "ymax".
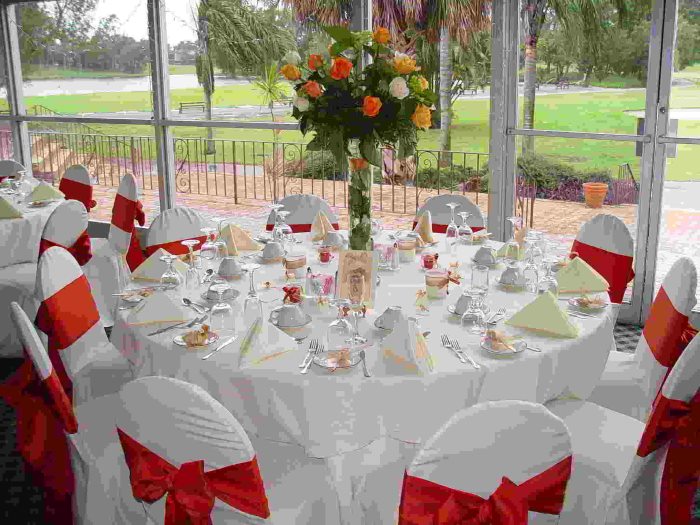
[
  {"xmin": 262, "ymin": 241, "xmax": 284, "ymax": 261},
  {"xmin": 499, "ymin": 264, "xmax": 525, "ymax": 286},
  {"xmin": 217, "ymin": 257, "xmax": 242, "ymax": 279},
  {"xmin": 453, "ymin": 290, "xmax": 472, "ymax": 315},
  {"xmin": 323, "ymin": 231, "xmax": 344, "ymax": 248},
  {"xmin": 318, "ymin": 246, "xmax": 334, "ymax": 264},
  {"xmin": 269, "ymin": 303, "xmax": 309, "ymax": 328},
  {"xmin": 376, "ymin": 306, "xmax": 403, "ymax": 330},
  {"xmin": 474, "ymin": 246, "xmax": 497, "ymax": 266}
]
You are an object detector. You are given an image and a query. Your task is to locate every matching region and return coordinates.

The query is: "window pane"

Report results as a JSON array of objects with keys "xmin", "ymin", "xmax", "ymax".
[
  {"xmin": 30, "ymin": 123, "xmax": 159, "ymax": 225},
  {"xmin": 16, "ymin": 2, "xmax": 153, "ymax": 118},
  {"xmin": 514, "ymin": 136, "xmax": 640, "ymax": 302},
  {"xmin": 518, "ymin": 4, "xmax": 649, "ymax": 134},
  {"xmin": 668, "ymin": 2, "xmax": 700, "ymax": 138}
]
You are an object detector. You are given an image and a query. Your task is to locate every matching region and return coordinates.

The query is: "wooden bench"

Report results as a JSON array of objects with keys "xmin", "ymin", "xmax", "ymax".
[{"xmin": 179, "ymin": 101, "xmax": 206, "ymax": 114}]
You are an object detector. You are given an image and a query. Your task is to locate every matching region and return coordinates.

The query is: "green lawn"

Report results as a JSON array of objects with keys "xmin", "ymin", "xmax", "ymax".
[{"xmin": 22, "ymin": 64, "xmax": 215, "ymax": 80}]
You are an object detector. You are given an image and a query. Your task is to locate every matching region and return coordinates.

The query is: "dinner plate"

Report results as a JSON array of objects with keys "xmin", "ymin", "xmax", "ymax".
[
  {"xmin": 313, "ymin": 350, "xmax": 362, "ymax": 370},
  {"xmin": 121, "ymin": 293, "xmax": 146, "ymax": 304},
  {"xmin": 568, "ymin": 297, "xmax": 608, "ymax": 312},
  {"xmin": 173, "ymin": 331, "xmax": 220, "ymax": 348},
  {"xmin": 480, "ymin": 339, "xmax": 524, "ymax": 356},
  {"xmin": 200, "ymin": 288, "xmax": 241, "ymax": 301},
  {"xmin": 28, "ymin": 199, "xmax": 57, "ymax": 208}
]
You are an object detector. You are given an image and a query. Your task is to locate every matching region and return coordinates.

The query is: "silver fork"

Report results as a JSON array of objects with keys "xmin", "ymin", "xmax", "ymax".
[
  {"xmin": 299, "ymin": 339, "xmax": 318, "ymax": 368},
  {"xmin": 441, "ymin": 334, "xmax": 467, "ymax": 364},
  {"xmin": 449, "ymin": 337, "xmax": 481, "ymax": 369},
  {"xmin": 301, "ymin": 342, "xmax": 323, "ymax": 374}
]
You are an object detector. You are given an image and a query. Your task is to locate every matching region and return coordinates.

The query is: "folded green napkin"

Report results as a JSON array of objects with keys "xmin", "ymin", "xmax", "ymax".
[
  {"xmin": 28, "ymin": 182, "xmax": 64, "ymax": 202},
  {"xmin": 0, "ymin": 196, "xmax": 22, "ymax": 219},
  {"xmin": 506, "ymin": 291, "xmax": 579, "ymax": 338}
]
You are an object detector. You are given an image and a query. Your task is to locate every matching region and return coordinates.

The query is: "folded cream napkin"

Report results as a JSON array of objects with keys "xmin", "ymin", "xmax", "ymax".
[
  {"xmin": 505, "ymin": 291, "xmax": 579, "ymax": 338},
  {"xmin": 311, "ymin": 211, "xmax": 334, "ymax": 242},
  {"xmin": 0, "ymin": 196, "xmax": 22, "ymax": 219},
  {"xmin": 126, "ymin": 291, "xmax": 189, "ymax": 326},
  {"xmin": 413, "ymin": 211, "xmax": 434, "ymax": 244},
  {"xmin": 221, "ymin": 224, "xmax": 261, "ymax": 256},
  {"xmin": 377, "ymin": 315, "xmax": 433, "ymax": 375},
  {"xmin": 131, "ymin": 248, "xmax": 189, "ymax": 282},
  {"xmin": 28, "ymin": 182, "xmax": 64, "ymax": 202},
  {"xmin": 556, "ymin": 256, "xmax": 609, "ymax": 295}
]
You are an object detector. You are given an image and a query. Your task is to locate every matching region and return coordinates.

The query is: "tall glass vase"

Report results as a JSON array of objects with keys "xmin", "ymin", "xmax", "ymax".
[{"xmin": 347, "ymin": 154, "xmax": 373, "ymax": 251}]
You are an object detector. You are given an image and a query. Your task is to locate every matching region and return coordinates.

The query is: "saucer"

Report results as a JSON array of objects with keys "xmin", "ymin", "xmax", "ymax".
[
  {"xmin": 174, "ymin": 331, "xmax": 220, "ymax": 348},
  {"xmin": 28, "ymin": 199, "xmax": 57, "ymax": 208},
  {"xmin": 200, "ymin": 288, "xmax": 241, "ymax": 301},
  {"xmin": 568, "ymin": 297, "xmax": 608, "ymax": 312},
  {"xmin": 480, "ymin": 339, "xmax": 523, "ymax": 356},
  {"xmin": 313, "ymin": 350, "xmax": 362, "ymax": 370}
]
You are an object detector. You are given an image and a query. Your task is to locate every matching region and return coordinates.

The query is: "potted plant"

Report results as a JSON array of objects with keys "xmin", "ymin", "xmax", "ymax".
[{"xmin": 582, "ymin": 174, "xmax": 610, "ymax": 208}]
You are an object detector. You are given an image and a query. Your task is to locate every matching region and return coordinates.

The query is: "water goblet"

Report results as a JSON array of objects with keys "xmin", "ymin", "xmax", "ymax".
[
  {"xmin": 276, "ymin": 210, "xmax": 294, "ymax": 250},
  {"xmin": 212, "ymin": 217, "xmax": 229, "ymax": 257},
  {"xmin": 181, "ymin": 239, "xmax": 201, "ymax": 290},
  {"xmin": 326, "ymin": 302, "xmax": 353, "ymax": 351},
  {"xmin": 471, "ymin": 264, "xmax": 490, "ymax": 295},
  {"xmin": 538, "ymin": 258, "xmax": 559, "ymax": 297},
  {"xmin": 523, "ymin": 255, "xmax": 539, "ymax": 294},
  {"xmin": 461, "ymin": 291, "xmax": 486, "ymax": 334},
  {"xmin": 241, "ymin": 262, "xmax": 263, "ymax": 324},
  {"xmin": 159, "ymin": 254, "xmax": 182, "ymax": 289},
  {"xmin": 200, "ymin": 227, "xmax": 219, "ymax": 272},
  {"xmin": 457, "ymin": 212, "xmax": 473, "ymax": 244},
  {"xmin": 445, "ymin": 202, "xmax": 460, "ymax": 253},
  {"xmin": 208, "ymin": 281, "xmax": 236, "ymax": 335}
]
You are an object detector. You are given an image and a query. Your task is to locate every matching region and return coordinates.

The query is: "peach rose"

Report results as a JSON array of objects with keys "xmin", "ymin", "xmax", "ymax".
[
  {"xmin": 373, "ymin": 27, "xmax": 391, "ymax": 44},
  {"xmin": 393, "ymin": 52, "xmax": 418, "ymax": 74},
  {"xmin": 411, "ymin": 104, "xmax": 432, "ymax": 129},
  {"xmin": 362, "ymin": 96, "xmax": 382, "ymax": 117},
  {"xmin": 418, "ymin": 75, "xmax": 429, "ymax": 90},
  {"xmin": 330, "ymin": 56, "xmax": 354, "ymax": 80},
  {"xmin": 308, "ymin": 54, "xmax": 324, "ymax": 71},
  {"xmin": 303, "ymin": 80, "xmax": 323, "ymax": 98},
  {"xmin": 349, "ymin": 158, "xmax": 369, "ymax": 171},
  {"xmin": 280, "ymin": 64, "xmax": 301, "ymax": 81}
]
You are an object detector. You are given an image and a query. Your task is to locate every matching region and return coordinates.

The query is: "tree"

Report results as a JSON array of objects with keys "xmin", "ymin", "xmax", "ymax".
[{"xmin": 196, "ymin": 0, "xmax": 216, "ymax": 154}]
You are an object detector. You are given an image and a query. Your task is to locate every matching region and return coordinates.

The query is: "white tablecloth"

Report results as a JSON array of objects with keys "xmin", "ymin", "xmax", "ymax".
[
  {"xmin": 111, "ymin": 233, "xmax": 614, "ymax": 459},
  {"xmin": 0, "ymin": 201, "xmax": 57, "ymax": 268}
]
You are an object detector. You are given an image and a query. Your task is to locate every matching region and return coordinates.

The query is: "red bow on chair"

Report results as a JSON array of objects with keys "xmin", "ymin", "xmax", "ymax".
[
  {"xmin": 117, "ymin": 429, "xmax": 270, "ymax": 524},
  {"xmin": 39, "ymin": 230, "xmax": 93, "ymax": 266},
  {"xmin": 637, "ymin": 391, "xmax": 700, "ymax": 525},
  {"xmin": 399, "ymin": 456, "xmax": 572, "ymax": 525}
]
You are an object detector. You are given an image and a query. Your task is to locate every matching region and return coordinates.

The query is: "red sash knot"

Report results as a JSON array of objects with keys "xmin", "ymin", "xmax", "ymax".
[
  {"xmin": 39, "ymin": 229, "xmax": 93, "ymax": 266},
  {"xmin": 398, "ymin": 456, "xmax": 572, "ymax": 525},
  {"xmin": 117, "ymin": 428, "xmax": 270, "ymax": 524}
]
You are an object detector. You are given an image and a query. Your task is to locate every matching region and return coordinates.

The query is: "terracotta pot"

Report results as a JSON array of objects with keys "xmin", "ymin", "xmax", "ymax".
[{"xmin": 582, "ymin": 182, "xmax": 608, "ymax": 209}]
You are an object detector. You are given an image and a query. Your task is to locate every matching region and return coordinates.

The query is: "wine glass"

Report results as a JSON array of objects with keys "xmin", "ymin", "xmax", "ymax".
[
  {"xmin": 276, "ymin": 210, "xmax": 294, "ymax": 250},
  {"xmin": 208, "ymin": 281, "xmax": 235, "ymax": 335},
  {"xmin": 269, "ymin": 203, "xmax": 285, "ymax": 239},
  {"xmin": 241, "ymin": 262, "xmax": 263, "ymax": 324},
  {"xmin": 181, "ymin": 239, "xmax": 201, "ymax": 290},
  {"xmin": 159, "ymin": 254, "xmax": 182, "ymax": 288},
  {"xmin": 523, "ymin": 253, "xmax": 539, "ymax": 294},
  {"xmin": 503, "ymin": 216, "xmax": 523, "ymax": 265},
  {"xmin": 538, "ymin": 258, "xmax": 559, "ymax": 296},
  {"xmin": 326, "ymin": 303, "xmax": 353, "ymax": 351},
  {"xmin": 461, "ymin": 290, "xmax": 486, "ymax": 334},
  {"xmin": 212, "ymin": 217, "xmax": 229, "ymax": 257},
  {"xmin": 200, "ymin": 227, "xmax": 218, "ymax": 272},
  {"xmin": 445, "ymin": 202, "xmax": 460, "ymax": 253},
  {"xmin": 457, "ymin": 212, "xmax": 473, "ymax": 244}
]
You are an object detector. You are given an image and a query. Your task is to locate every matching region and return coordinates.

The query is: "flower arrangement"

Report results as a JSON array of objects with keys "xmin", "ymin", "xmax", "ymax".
[{"xmin": 280, "ymin": 26, "xmax": 436, "ymax": 249}]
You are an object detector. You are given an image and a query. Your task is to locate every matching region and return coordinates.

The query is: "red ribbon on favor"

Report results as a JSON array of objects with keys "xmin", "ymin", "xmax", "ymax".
[
  {"xmin": 398, "ymin": 456, "xmax": 572, "ymax": 525},
  {"xmin": 39, "ymin": 229, "xmax": 93, "ymax": 266},
  {"xmin": 636, "ymin": 391, "xmax": 700, "ymax": 525},
  {"xmin": 58, "ymin": 177, "xmax": 96, "ymax": 211},
  {"xmin": 570, "ymin": 240, "xmax": 634, "ymax": 304},
  {"xmin": 283, "ymin": 285, "xmax": 302, "ymax": 304},
  {"xmin": 117, "ymin": 428, "xmax": 270, "ymax": 524}
]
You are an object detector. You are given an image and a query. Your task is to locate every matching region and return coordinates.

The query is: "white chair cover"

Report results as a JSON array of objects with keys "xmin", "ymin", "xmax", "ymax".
[
  {"xmin": 398, "ymin": 401, "xmax": 572, "ymax": 525},
  {"xmin": 588, "ymin": 257, "xmax": 697, "ymax": 420},
  {"xmin": 142, "ymin": 206, "xmax": 208, "ymax": 256},
  {"xmin": 0, "ymin": 159, "xmax": 25, "ymax": 178},
  {"xmin": 264, "ymin": 194, "xmax": 339, "ymax": 233},
  {"xmin": 59, "ymin": 164, "xmax": 96, "ymax": 211},
  {"xmin": 414, "ymin": 194, "xmax": 485, "ymax": 233},
  {"xmin": 85, "ymin": 174, "xmax": 139, "ymax": 326},
  {"xmin": 35, "ymin": 246, "xmax": 132, "ymax": 404},
  {"xmin": 40, "ymin": 199, "xmax": 89, "ymax": 249}
]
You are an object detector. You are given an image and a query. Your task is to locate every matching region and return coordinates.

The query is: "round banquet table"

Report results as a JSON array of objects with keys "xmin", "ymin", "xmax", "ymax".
[
  {"xmin": 110, "ymin": 232, "xmax": 615, "ymax": 522},
  {"xmin": 0, "ymin": 199, "xmax": 59, "ymax": 268}
]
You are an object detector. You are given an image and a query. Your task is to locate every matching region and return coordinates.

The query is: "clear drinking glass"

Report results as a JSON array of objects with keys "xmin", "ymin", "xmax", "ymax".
[
  {"xmin": 326, "ymin": 304, "xmax": 353, "ymax": 351},
  {"xmin": 457, "ymin": 212, "xmax": 473, "ymax": 244},
  {"xmin": 212, "ymin": 217, "xmax": 229, "ymax": 257},
  {"xmin": 461, "ymin": 291, "xmax": 486, "ymax": 334},
  {"xmin": 445, "ymin": 202, "xmax": 459, "ymax": 253},
  {"xmin": 181, "ymin": 239, "xmax": 201, "ymax": 290},
  {"xmin": 276, "ymin": 210, "xmax": 294, "ymax": 250},
  {"xmin": 200, "ymin": 227, "xmax": 218, "ymax": 272},
  {"xmin": 159, "ymin": 254, "xmax": 182, "ymax": 288},
  {"xmin": 270, "ymin": 203, "xmax": 285, "ymax": 241},
  {"xmin": 538, "ymin": 258, "xmax": 559, "ymax": 296},
  {"xmin": 209, "ymin": 281, "xmax": 235, "ymax": 335},
  {"xmin": 504, "ymin": 216, "xmax": 523, "ymax": 264},
  {"xmin": 242, "ymin": 262, "xmax": 263, "ymax": 324},
  {"xmin": 471, "ymin": 264, "xmax": 490, "ymax": 294},
  {"xmin": 523, "ymin": 255, "xmax": 539, "ymax": 294}
]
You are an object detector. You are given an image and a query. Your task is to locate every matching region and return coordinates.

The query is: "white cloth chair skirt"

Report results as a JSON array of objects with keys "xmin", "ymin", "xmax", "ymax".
[
  {"xmin": 0, "ymin": 159, "xmax": 25, "ymax": 178},
  {"xmin": 415, "ymin": 194, "xmax": 485, "ymax": 231},
  {"xmin": 265, "ymin": 194, "xmax": 338, "ymax": 232},
  {"xmin": 142, "ymin": 206, "xmax": 208, "ymax": 255}
]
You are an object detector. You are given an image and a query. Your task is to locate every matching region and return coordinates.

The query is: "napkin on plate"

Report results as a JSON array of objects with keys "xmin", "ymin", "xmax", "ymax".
[
  {"xmin": 377, "ymin": 314, "xmax": 433, "ymax": 375},
  {"xmin": 0, "ymin": 196, "xmax": 22, "ymax": 219},
  {"xmin": 126, "ymin": 291, "xmax": 189, "ymax": 326},
  {"xmin": 413, "ymin": 211, "xmax": 434, "ymax": 244},
  {"xmin": 131, "ymin": 248, "xmax": 189, "ymax": 282},
  {"xmin": 220, "ymin": 224, "xmax": 261, "ymax": 256},
  {"xmin": 556, "ymin": 256, "xmax": 609, "ymax": 295},
  {"xmin": 28, "ymin": 182, "xmax": 64, "ymax": 202},
  {"xmin": 311, "ymin": 211, "xmax": 334, "ymax": 242},
  {"xmin": 505, "ymin": 291, "xmax": 579, "ymax": 338}
]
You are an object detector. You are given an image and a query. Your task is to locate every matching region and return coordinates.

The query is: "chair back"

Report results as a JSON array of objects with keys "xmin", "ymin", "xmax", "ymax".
[
  {"xmin": 0, "ymin": 159, "xmax": 25, "ymax": 180},
  {"xmin": 35, "ymin": 246, "xmax": 109, "ymax": 384},
  {"xmin": 115, "ymin": 376, "xmax": 270, "ymax": 524},
  {"xmin": 265, "ymin": 194, "xmax": 338, "ymax": 233},
  {"xmin": 108, "ymin": 173, "xmax": 142, "ymax": 255},
  {"xmin": 59, "ymin": 164, "xmax": 96, "ymax": 211},
  {"xmin": 413, "ymin": 194, "xmax": 485, "ymax": 233},
  {"xmin": 399, "ymin": 401, "xmax": 572, "ymax": 524},
  {"xmin": 571, "ymin": 214, "xmax": 635, "ymax": 303},
  {"xmin": 143, "ymin": 206, "xmax": 208, "ymax": 256},
  {"xmin": 40, "ymin": 200, "xmax": 92, "ymax": 266},
  {"xmin": 620, "ymin": 333, "xmax": 700, "ymax": 525}
]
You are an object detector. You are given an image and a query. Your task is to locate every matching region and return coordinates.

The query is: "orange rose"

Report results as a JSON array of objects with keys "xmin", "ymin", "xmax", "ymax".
[
  {"xmin": 308, "ymin": 54, "xmax": 324, "ymax": 71},
  {"xmin": 330, "ymin": 56, "xmax": 354, "ymax": 80},
  {"xmin": 372, "ymin": 27, "xmax": 390, "ymax": 44},
  {"xmin": 280, "ymin": 64, "xmax": 301, "ymax": 81},
  {"xmin": 393, "ymin": 53, "xmax": 418, "ymax": 74},
  {"xmin": 349, "ymin": 158, "xmax": 369, "ymax": 171},
  {"xmin": 362, "ymin": 96, "xmax": 382, "ymax": 117},
  {"xmin": 411, "ymin": 104, "xmax": 432, "ymax": 130},
  {"xmin": 303, "ymin": 80, "xmax": 323, "ymax": 98},
  {"xmin": 418, "ymin": 75, "xmax": 429, "ymax": 90}
]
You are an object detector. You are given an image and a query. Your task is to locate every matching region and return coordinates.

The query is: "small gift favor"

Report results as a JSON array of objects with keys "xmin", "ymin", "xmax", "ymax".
[
  {"xmin": 398, "ymin": 238, "xmax": 416, "ymax": 263},
  {"xmin": 283, "ymin": 252, "xmax": 307, "ymax": 279},
  {"xmin": 283, "ymin": 284, "xmax": 303, "ymax": 304}
]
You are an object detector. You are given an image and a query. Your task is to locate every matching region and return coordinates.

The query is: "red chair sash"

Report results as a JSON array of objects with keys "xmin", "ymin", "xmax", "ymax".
[
  {"xmin": 117, "ymin": 429, "xmax": 270, "ymax": 524},
  {"xmin": 145, "ymin": 235, "xmax": 208, "ymax": 257},
  {"xmin": 643, "ymin": 287, "xmax": 689, "ymax": 368},
  {"xmin": 398, "ymin": 456, "xmax": 572, "ymax": 525},
  {"xmin": 411, "ymin": 221, "xmax": 485, "ymax": 234},
  {"xmin": 39, "ymin": 230, "xmax": 93, "ymax": 266},
  {"xmin": 58, "ymin": 177, "xmax": 96, "ymax": 211},
  {"xmin": 265, "ymin": 222, "xmax": 340, "ymax": 233},
  {"xmin": 570, "ymin": 240, "xmax": 634, "ymax": 303},
  {"xmin": 112, "ymin": 194, "xmax": 142, "ymax": 233},
  {"xmin": 636, "ymin": 391, "xmax": 700, "ymax": 525}
]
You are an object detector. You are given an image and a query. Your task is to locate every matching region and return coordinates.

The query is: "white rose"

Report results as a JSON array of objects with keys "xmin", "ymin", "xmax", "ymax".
[
  {"xmin": 389, "ymin": 76, "xmax": 410, "ymax": 100},
  {"xmin": 293, "ymin": 96, "xmax": 310, "ymax": 112},
  {"xmin": 283, "ymin": 50, "xmax": 301, "ymax": 65}
]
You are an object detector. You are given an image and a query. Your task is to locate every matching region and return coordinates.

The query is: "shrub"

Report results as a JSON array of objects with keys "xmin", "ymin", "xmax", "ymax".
[
  {"xmin": 291, "ymin": 150, "xmax": 342, "ymax": 180},
  {"xmin": 417, "ymin": 164, "xmax": 489, "ymax": 192}
]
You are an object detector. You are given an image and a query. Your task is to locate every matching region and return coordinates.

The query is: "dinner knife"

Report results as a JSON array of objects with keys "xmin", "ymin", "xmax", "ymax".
[
  {"xmin": 147, "ymin": 319, "xmax": 192, "ymax": 336},
  {"xmin": 201, "ymin": 336, "xmax": 238, "ymax": 360}
]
